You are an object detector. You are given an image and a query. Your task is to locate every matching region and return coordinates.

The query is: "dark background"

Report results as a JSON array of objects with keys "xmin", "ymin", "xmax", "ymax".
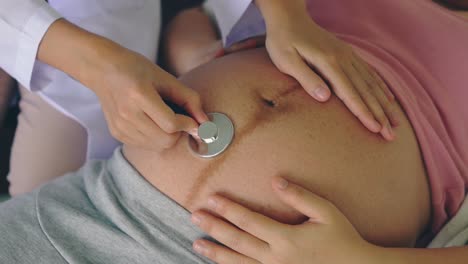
[
  {"xmin": 0, "ymin": 108, "xmax": 16, "ymax": 194},
  {"xmin": 0, "ymin": 0, "xmax": 202, "ymax": 195}
]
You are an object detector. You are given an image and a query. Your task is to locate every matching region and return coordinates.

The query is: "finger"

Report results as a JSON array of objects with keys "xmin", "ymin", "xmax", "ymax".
[
  {"xmin": 193, "ymin": 239, "xmax": 261, "ymax": 264},
  {"xmin": 368, "ymin": 68, "xmax": 400, "ymax": 127},
  {"xmin": 309, "ymin": 52, "xmax": 382, "ymax": 133},
  {"xmin": 226, "ymin": 39, "xmax": 258, "ymax": 53},
  {"xmin": 225, "ymin": 37, "xmax": 266, "ymax": 54},
  {"xmin": 129, "ymin": 111, "xmax": 182, "ymax": 150},
  {"xmin": 175, "ymin": 113, "xmax": 201, "ymax": 135},
  {"xmin": 139, "ymin": 83, "xmax": 200, "ymax": 135},
  {"xmin": 157, "ymin": 73, "xmax": 209, "ymax": 124},
  {"xmin": 272, "ymin": 177, "xmax": 337, "ymax": 223},
  {"xmin": 192, "ymin": 211, "xmax": 269, "ymax": 260},
  {"xmin": 206, "ymin": 195, "xmax": 283, "ymax": 242},
  {"xmin": 214, "ymin": 48, "xmax": 226, "ymax": 58},
  {"xmin": 355, "ymin": 60, "xmax": 400, "ymax": 132},
  {"xmin": 99, "ymin": 95, "xmax": 149, "ymax": 147},
  {"xmin": 113, "ymin": 95, "xmax": 184, "ymax": 148},
  {"xmin": 111, "ymin": 117, "xmax": 147, "ymax": 147},
  {"xmin": 275, "ymin": 50, "xmax": 331, "ymax": 102},
  {"xmin": 129, "ymin": 110, "xmax": 158, "ymax": 136},
  {"xmin": 347, "ymin": 61, "xmax": 394, "ymax": 140},
  {"xmin": 370, "ymin": 67, "xmax": 395, "ymax": 102},
  {"xmin": 137, "ymin": 85, "xmax": 183, "ymax": 130}
]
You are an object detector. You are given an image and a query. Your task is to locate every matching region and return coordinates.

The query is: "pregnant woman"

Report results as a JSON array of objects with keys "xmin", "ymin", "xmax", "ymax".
[
  {"xmin": 0, "ymin": 0, "xmax": 394, "ymax": 196},
  {"xmin": 0, "ymin": 0, "xmax": 465, "ymax": 263}
]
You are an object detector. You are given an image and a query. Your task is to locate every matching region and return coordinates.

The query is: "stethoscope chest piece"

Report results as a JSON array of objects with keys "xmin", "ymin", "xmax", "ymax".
[{"xmin": 189, "ymin": 112, "xmax": 234, "ymax": 158}]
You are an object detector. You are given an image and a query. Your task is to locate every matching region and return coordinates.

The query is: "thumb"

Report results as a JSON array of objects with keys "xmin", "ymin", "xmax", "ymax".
[
  {"xmin": 173, "ymin": 114, "xmax": 200, "ymax": 136},
  {"xmin": 272, "ymin": 177, "xmax": 335, "ymax": 223},
  {"xmin": 158, "ymin": 72, "xmax": 209, "ymax": 124}
]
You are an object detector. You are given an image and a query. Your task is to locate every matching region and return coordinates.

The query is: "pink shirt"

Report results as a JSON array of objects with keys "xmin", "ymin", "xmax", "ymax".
[{"xmin": 306, "ymin": 0, "xmax": 468, "ymax": 235}]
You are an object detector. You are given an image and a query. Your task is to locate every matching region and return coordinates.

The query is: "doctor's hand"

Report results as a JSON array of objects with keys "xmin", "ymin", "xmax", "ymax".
[
  {"xmin": 191, "ymin": 177, "xmax": 382, "ymax": 264},
  {"xmin": 39, "ymin": 19, "xmax": 208, "ymax": 151},
  {"xmin": 255, "ymin": 0, "xmax": 399, "ymax": 141},
  {"xmin": 87, "ymin": 46, "xmax": 209, "ymax": 150}
]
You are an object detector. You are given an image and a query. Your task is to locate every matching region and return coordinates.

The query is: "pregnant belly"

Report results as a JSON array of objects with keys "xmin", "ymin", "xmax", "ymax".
[
  {"xmin": 172, "ymin": 50, "xmax": 430, "ymax": 249},
  {"xmin": 190, "ymin": 85, "xmax": 431, "ymax": 248},
  {"xmin": 131, "ymin": 48, "xmax": 431, "ymax": 248}
]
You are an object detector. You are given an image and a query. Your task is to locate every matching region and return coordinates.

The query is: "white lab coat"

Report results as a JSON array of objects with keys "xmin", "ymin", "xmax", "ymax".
[
  {"xmin": 204, "ymin": 0, "xmax": 253, "ymax": 44},
  {"xmin": 0, "ymin": 0, "xmax": 254, "ymax": 160}
]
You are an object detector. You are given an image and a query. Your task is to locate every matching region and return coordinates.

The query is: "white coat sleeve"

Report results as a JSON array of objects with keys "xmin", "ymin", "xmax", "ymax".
[
  {"xmin": 203, "ymin": 0, "xmax": 253, "ymax": 45},
  {"xmin": 0, "ymin": 0, "xmax": 61, "ymax": 90}
]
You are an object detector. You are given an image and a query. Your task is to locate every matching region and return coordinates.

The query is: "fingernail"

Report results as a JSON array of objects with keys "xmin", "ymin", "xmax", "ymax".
[
  {"xmin": 214, "ymin": 49, "xmax": 226, "ymax": 58},
  {"xmin": 208, "ymin": 197, "xmax": 218, "ymax": 210},
  {"xmin": 191, "ymin": 214, "xmax": 202, "ymax": 225},
  {"xmin": 371, "ymin": 120, "xmax": 382, "ymax": 133},
  {"xmin": 385, "ymin": 123, "xmax": 395, "ymax": 140},
  {"xmin": 247, "ymin": 39, "xmax": 258, "ymax": 48},
  {"xmin": 313, "ymin": 87, "xmax": 330, "ymax": 101},
  {"xmin": 387, "ymin": 90, "xmax": 396, "ymax": 101},
  {"xmin": 389, "ymin": 112, "xmax": 400, "ymax": 127},
  {"xmin": 190, "ymin": 128, "xmax": 199, "ymax": 138},
  {"xmin": 276, "ymin": 178, "xmax": 289, "ymax": 190},
  {"xmin": 194, "ymin": 241, "xmax": 207, "ymax": 255},
  {"xmin": 202, "ymin": 114, "xmax": 210, "ymax": 123},
  {"xmin": 387, "ymin": 122, "xmax": 393, "ymax": 134}
]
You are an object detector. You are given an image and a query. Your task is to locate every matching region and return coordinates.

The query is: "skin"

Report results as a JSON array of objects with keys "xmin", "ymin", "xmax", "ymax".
[
  {"xmin": 162, "ymin": 8, "xmax": 222, "ymax": 76},
  {"xmin": 163, "ymin": 5, "xmax": 399, "ymax": 142},
  {"xmin": 37, "ymin": 19, "xmax": 208, "ymax": 150},
  {"xmin": 32, "ymin": 0, "xmax": 397, "ymax": 154},
  {"xmin": 255, "ymin": 0, "xmax": 399, "ymax": 140},
  {"xmin": 123, "ymin": 48, "xmax": 431, "ymax": 249},
  {"xmin": 32, "ymin": 1, "xmax": 466, "ymax": 263},
  {"xmin": 4, "ymin": 0, "xmax": 398, "ymax": 197},
  {"xmin": 193, "ymin": 178, "xmax": 468, "ymax": 264},
  {"xmin": 190, "ymin": 2, "xmax": 468, "ymax": 263}
]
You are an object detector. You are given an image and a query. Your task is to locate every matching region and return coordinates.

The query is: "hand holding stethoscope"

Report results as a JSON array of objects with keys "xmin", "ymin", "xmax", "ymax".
[{"xmin": 38, "ymin": 19, "xmax": 208, "ymax": 151}]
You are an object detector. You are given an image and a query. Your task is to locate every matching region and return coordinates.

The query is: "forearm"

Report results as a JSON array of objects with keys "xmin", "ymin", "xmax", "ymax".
[
  {"xmin": 163, "ymin": 7, "xmax": 219, "ymax": 76},
  {"xmin": 37, "ymin": 19, "xmax": 128, "ymax": 92},
  {"xmin": 379, "ymin": 246, "xmax": 468, "ymax": 264}
]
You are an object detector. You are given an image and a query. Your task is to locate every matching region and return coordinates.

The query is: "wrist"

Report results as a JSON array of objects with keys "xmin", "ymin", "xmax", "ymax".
[
  {"xmin": 75, "ymin": 35, "xmax": 129, "ymax": 92},
  {"xmin": 370, "ymin": 245, "xmax": 408, "ymax": 264},
  {"xmin": 352, "ymin": 242, "xmax": 395, "ymax": 264}
]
